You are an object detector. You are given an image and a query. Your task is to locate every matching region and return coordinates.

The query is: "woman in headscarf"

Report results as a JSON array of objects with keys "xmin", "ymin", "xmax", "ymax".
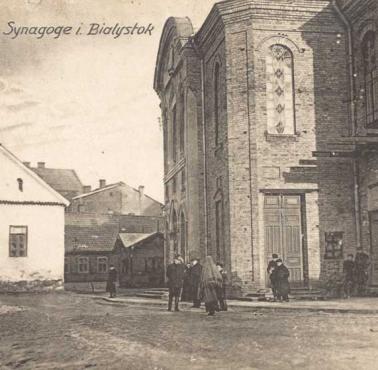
[{"xmin": 199, "ymin": 256, "xmax": 223, "ymax": 316}]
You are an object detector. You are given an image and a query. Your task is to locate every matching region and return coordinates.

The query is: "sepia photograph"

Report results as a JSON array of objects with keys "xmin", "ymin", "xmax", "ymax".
[{"xmin": 0, "ymin": 0, "xmax": 378, "ymax": 369}]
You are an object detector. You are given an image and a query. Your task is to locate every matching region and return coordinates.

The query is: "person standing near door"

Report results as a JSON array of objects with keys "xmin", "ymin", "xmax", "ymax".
[
  {"xmin": 274, "ymin": 259, "xmax": 290, "ymax": 302},
  {"xmin": 343, "ymin": 254, "xmax": 355, "ymax": 299},
  {"xmin": 166, "ymin": 255, "xmax": 185, "ymax": 312},
  {"xmin": 267, "ymin": 253, "xmax": 279, "ymax": 301},
  {"xmin": 354, "ymin": 247, "xmax": 370, "ymax": 296}
]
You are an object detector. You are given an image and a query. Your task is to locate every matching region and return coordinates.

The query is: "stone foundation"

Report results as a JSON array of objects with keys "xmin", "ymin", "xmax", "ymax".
[{"xmin": 0, "ymin": 279, "xmax": 63, "ymax": 293}]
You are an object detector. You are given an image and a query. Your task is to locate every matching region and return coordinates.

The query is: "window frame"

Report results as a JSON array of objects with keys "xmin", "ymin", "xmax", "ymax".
[
  {"xmin": 9, "ymin": 225, "xmax": 28, "ymax": 258},
  {"xmin": 78, "ymin": 256, "xmax": 89, "ymax": 274},
  {"xmin": 97, "ymin": 256, "xmax": 108, "ymax": 273},
  {"xmin": 265, "ymin": 44, "xmax": 296, "ymax": 136}
]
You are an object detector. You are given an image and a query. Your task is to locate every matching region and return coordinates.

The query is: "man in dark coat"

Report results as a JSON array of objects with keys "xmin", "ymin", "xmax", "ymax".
[
  {"xmin": 216, "ymin": 262, "xmax": 228, "ymax": 311},
  {"xmin": 273, "ymin": 259, "xmax": 290, "ymax": 302},
  {"xmin": 354, "ymin": 247, "xmax": 370, "ymax": 296},
  {"xmin": 267, "ymin": 253, "xmax": 279, "ymax": 301},
  {"xmin": 106, "ymin": 265, "xmax": 118, "ymax": 298},
  {"xmin": 343, "ymin": 254, "xmax": 355, "ymax": 298},
  {"xmin": 181, "ymin": 263, "xmax": 192, "ymax": 302},
  {"xmin": 166, "ymin": 255, "xmax": 185, "ymax": 311},
  {"xmin": 190, "ymin": 258, "xmax": 202, "ymax": 308}
]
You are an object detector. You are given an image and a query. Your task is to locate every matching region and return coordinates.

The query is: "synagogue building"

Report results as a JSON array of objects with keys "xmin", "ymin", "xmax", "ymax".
[{"xmin": 154, "ymin": 0, "xmax": 378, "ymax": 294}]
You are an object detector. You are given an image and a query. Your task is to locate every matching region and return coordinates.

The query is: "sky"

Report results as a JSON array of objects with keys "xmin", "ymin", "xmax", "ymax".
[{"xmin": 0, "ymin": 0, "xmax": 216, "ymax": 202}]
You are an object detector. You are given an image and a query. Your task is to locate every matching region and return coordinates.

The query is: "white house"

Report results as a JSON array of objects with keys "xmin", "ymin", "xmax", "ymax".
[{"xmin": 0, "ymin": 144, "xmax": 69, "ymax": 291}]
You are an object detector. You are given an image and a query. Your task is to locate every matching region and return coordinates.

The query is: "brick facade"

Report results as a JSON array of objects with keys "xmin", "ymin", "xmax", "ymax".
[{"xmin": 155, "ymin": 0, "xmax": 378, "ymax": 295}]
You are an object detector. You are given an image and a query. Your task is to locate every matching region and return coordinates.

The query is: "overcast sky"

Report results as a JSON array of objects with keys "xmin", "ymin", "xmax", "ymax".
[{"xmin": 0, "ymin": 0, "xmax": 215, "ymax": 202}]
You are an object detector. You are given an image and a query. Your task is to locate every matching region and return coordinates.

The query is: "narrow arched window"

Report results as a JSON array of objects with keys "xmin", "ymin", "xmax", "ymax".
[
  {"xmin": 179, "ymin": 93, "xmax": 185, "ymax": 154},
  {"xmin": 362, "ymin": 31, "xmax": 377, "ymax": 127},
  {"xmin": 266, "ymin": 44, "xmax": 295, "ymax": 135},
  {"xmin": 214, "ymin": 62, "xmax": 221, "ymax": 145}
]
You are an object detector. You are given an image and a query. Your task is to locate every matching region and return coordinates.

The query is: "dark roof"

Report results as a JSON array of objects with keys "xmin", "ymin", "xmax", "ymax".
[
  {"xmin": 32, "ymin": 167, "xmax": 83, "ymax": 199},
  {"xmin": 65, "ymin": 221, "xmax": 119, "ymax": 253}
]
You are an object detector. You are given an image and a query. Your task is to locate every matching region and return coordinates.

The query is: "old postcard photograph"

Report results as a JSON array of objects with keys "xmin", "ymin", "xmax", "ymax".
[{"xmin": 0, "ymin": 0, "xmax": 378, "ymax": 369}]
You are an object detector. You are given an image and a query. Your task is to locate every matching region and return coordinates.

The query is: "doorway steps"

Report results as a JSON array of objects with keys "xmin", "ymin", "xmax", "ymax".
[
  {"xmin": 241, "ymin": 288, "xmax": 325, "ymax": 302},
  {"xmin": 135, "ymin": 288, "xmax": 168, "ymax": 299}
]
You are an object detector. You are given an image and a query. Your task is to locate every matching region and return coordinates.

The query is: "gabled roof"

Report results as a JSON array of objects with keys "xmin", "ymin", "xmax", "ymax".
[
  {"xmin": 32, "ymin": 167, "xmax": 83, "ymax": 197},
  {"xmin": 117, "ymin": 232, "xmax": 162, "ymax": 249},
  {"xmin": 0, "ymin": 144, "xmax": 69, "ymax": 206},
  {"xmin": 71, "ymin": 181, "xmax": 163, "ymax": 207},
  {"xmin": 72, "ymin": 182, "xmax": 124, "ymax": 200},
  {"xmin": 65, "ymin": 221, "xmax": 119, "ymax": 253}
]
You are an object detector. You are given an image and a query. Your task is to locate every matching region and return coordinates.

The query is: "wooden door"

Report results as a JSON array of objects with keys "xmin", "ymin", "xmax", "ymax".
[
  {"xmin": 370, "ymin": 211, "xmax": 378, "ymax": 285},
  {"xmin": 264, "ymin": 195, "xmax": 304, "ymax": 285}
]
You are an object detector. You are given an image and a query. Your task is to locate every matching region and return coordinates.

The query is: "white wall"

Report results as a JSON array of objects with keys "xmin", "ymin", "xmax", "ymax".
[{"xmin": 0, "ymin": 204, "xmax": 65, "ymax": 282}]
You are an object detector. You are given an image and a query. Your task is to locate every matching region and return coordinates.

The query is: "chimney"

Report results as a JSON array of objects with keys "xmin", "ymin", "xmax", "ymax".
[
  {"xmin": 99, "ymin": 179, "xmax": 106, "ymax": 188},
  {"xmin": 23, "ymin": 162, "xmax": 30, "ymax": 167},
  {"xmin": 83, "ymin": 185, "xmax": 92, "ymax": 193},
  {"xmin": 37, "ymin": 162, "xmax": 45, "ymax": 169},
  {"xmin": 138, "ymin": 185, "xmax": 145, "ymax": 216},
  {"xmin": 138, "ymin": 185, "xmax": 145, "ymax": 198}
]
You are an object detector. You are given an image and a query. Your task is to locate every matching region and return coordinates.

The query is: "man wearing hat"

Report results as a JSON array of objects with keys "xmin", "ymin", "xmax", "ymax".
[
  {"xmin": 267, "ymin": 253, "xmax": 279, "ymax": 301},
  {"xmin": 354, "ymin": 247, "xmax": 370, "ymax": 296},
  {"xmin": 166, "ymin": 255, "xmax": 185, "ymax": 311}
]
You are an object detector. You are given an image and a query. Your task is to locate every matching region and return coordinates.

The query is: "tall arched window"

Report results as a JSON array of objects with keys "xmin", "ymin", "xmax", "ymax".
[
  {"xmin": 179, "ymin": 212, "xmax": 187, "ymax": 261},
  {"xmin": 171, "ymin": 210, "xmax": 178, "ymax": 254},
  {"xmin": 362, "ymin": 31, "xmax": 377, "ymax": 127},
  {"xmin": 214, "ymin": 62, "xmax": 221, "ymax": 145},
  {"xmin": 179, "ymin": 93, "xmax": 185, "ymax": 154},
  {"xmin": 266, "ymin": 44, "xmax": 295, "ymax": 135},
  {"xmin": 172, "ymin": 105, "xmax": 177, "ymax": 163}
]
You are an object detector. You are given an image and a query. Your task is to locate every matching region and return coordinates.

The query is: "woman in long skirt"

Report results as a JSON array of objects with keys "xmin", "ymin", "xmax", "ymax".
[{"xmin": 199, "ymin": 256, "xmax": 223, "ymax": 316}]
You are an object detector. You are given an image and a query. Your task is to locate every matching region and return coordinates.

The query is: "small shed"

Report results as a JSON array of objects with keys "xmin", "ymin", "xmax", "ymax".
[{"xmin": 114, "ymin": 232, "xmax": 164, "ymax": 288}]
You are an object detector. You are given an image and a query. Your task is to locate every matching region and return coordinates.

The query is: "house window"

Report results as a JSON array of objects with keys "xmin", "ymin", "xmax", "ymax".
[
  {"xmin": 78, "ymin": 257, "xmax": 89, "ymax": 273},
  {"xmin": 97, "ymin": 257, "xmax": 108, "ymax": 273},
  {"xmin": 64, "ymin": 257, "xmax": 70, "ymax": 273},
  {"xmin": 324, "ymin": 232, "xmax": 343, "ymax": 260},
  {"xmin": 17, "ymin": 178, "xmax": 23, "ymax": 192},
  {"xmin": 172, "ymin": 105, "xmax": 177, "ymax": 163},
  {"xmin": 266, "ymin": 44, "xmax": 295, "ymax": 135},
  {"xmin": 214, "ymin": 62, "xmax": 221, "ymax": 145},
  {"xmin": 9, "ymin": 226, "xmax": 28, "ymax": 257},
  {"xmin": 362, "ymin": 31, "xmax": 378, "ymax": 128}
]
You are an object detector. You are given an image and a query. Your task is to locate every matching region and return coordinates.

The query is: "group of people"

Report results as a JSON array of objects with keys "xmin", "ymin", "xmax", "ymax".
[
  {"xmin": 166, "ymin": 255, "xmax": 228, "ymax": 316},
  {"xmin": 267, "ymin": 254, "xmax": 291, "ymax": 302},
  {"xmin": 343, "ymin": 247, "xmax": 370, "ymax": 298}
]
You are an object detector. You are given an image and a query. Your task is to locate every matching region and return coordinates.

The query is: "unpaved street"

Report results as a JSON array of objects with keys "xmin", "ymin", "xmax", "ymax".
[{"xmin": 0, "ymin": 293, "xmax": 378, "ymax": 370}]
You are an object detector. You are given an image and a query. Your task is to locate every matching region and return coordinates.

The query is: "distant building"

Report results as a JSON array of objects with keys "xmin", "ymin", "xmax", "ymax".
[
  {"xmin": 0, "ymin": 144, "xmax": 69, "ymax": 292},
  {"xmin": 64, "ymin": 213, "xmax": 165, "ymax": 287},
  {"xmin": 27, "ymin": 161, "xmax": 84, "ymax": 201},
  {"xmin": 69, "ymin": 180, "xmax": 163, "ymax": 217}
]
